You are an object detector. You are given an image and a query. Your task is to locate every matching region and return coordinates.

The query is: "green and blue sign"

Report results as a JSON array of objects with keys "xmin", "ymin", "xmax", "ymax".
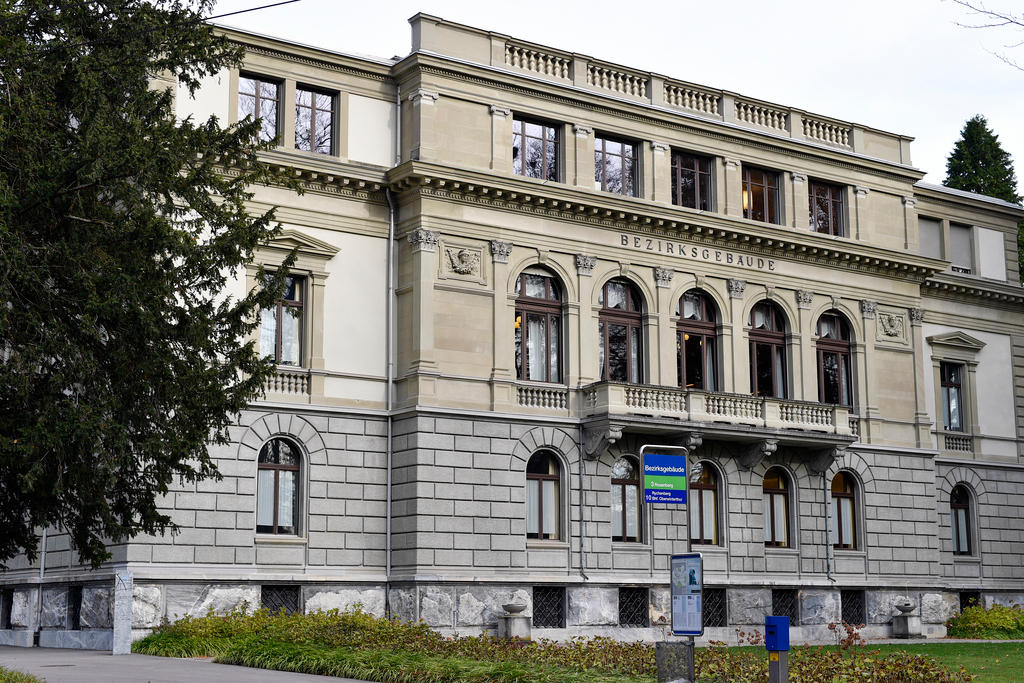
[{"xmin": 641, "ymin": 445, "xmax": 688, "ymax": 504}]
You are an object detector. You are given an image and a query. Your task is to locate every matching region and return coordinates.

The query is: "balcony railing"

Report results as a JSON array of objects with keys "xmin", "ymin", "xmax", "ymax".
[
  {"xmin": 581, "ymin": 382, "xmax": 852, "ymax": 435},
  {"xmin": 263, "ymin": 366, "xmax": 311, "ymax": 398}
]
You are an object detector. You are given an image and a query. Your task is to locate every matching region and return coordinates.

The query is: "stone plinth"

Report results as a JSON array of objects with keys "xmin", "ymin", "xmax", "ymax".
[
  {"xmin": 496, "ymin": 615, "xmax": 531, "ymax": 640},
  {"xmin": 892, "ymin": 614, "xmax": 922, "ymax": 638}
]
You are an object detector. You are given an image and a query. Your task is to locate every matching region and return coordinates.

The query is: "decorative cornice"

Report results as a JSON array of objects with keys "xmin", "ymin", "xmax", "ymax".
[
  {"xmin": 575, "ymin": 254, "xmax": 597, "ymax": 276},
  {"xmin": 727, "ymin": 278, "xmax": 746, "ymax": 298},
  {"xmin": 922, "ymin": 275, "xmax": 1024, "ymax": 309},
  {"xmin": 654, "ymin": 267, "xmax": 674, "ymax": 287},
  {"xmin": 407, "ymin": 229, "xmax": 440, "ymax": 251},
  {"xmin": 859, "ymin": 300, "xmax": 877, "ymax": 319},
  {"xmin": 385, "ymin": 164, "xmax": 946, "ymax": 283},
  {"xmin": 489, "ymin": 240, "xmax": 513, "ymax": 263},
  {"xmin": 237, "ymin": 43, "xmax": 390, "ymax": 83}
]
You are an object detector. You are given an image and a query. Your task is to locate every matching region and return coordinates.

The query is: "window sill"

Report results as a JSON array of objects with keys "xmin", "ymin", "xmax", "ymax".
[
  {"xmin": 255, "ymin": 535, "xmax": 307, "ymax": 546},
  {"xmin": 952, "ymin": 554, "xmax": 981, "ymax": 563},
  {"xmin": 690, "ymin": 544, "xmax": 726, "ymax": 552},
  {"xmin": 832, "ymin": 548, "xmax": 866, "ymax": 556},
  {"xmin": 527, "ymin": 539, "xmax": 570, "ymax": 550},
  {"xmin": 765, "ymin": 546, "xmax": 798, "ymax": 554},
  {"xmin": 611, "ymin": 541, "xmax": 650, "ymax": 550}
]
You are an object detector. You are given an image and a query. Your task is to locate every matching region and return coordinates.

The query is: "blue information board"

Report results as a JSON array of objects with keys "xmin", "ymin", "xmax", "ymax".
[{"xmin": 641, "ymin": 446, "xmax": 688, "ymax": 504}]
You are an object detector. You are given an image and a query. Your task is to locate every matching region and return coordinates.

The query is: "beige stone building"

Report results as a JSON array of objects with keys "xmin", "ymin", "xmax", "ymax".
[{"xmin": 2, "ymin": 14, "xmax": 1023, "ymax": 648}]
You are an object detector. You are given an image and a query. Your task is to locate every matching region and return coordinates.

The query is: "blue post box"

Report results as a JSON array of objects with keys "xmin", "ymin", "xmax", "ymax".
[{"xmin": 765, "ymin": 615, "xmax": 790, "ymax": 651}]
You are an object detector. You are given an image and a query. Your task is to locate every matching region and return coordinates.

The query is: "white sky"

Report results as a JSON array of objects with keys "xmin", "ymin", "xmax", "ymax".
[{"xmin": 213, "ymin": 0, "xmax": 1024, "ymax": 192}]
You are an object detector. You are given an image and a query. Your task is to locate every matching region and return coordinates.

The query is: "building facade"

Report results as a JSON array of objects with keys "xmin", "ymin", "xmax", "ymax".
[{"xmin": 2, "ymin": 14, "xmax": 1024, "ymax": 648}]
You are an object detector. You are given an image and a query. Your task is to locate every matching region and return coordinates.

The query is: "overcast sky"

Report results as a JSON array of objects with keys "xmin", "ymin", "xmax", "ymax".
[{"xmin": 212, "ymin": 0, "xmax": 1024, "ymax": 193}]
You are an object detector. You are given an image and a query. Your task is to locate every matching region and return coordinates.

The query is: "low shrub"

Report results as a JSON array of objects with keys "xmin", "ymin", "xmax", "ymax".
[
  {"xmin": 0, "ymin": 666, "xmax": 43, "ymax": 683},
  {"xmin": 947, "ymin": 603, "xmax": 1024, "ymax": 639}
]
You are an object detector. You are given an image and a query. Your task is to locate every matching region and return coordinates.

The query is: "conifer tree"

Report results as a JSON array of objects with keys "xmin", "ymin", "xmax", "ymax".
[
  {"xmin": 0, "ymin": 1, "xmax": 294, "ymax": 567},
  {"xmin": 943, "ymin": 115, "xmax": 1023, "ymax": 282}
]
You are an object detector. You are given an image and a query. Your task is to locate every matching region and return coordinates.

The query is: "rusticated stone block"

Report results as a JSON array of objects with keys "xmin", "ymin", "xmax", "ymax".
[
  {"xmin": 799, "ymin": 589, "xmax": 840, "ymax": 625},
  {"xmin": 303, "ymin": 586, "xmax": 385, "ymax": 617},
  {"xmin": 80, "ymin": 586, "xmax": 113, "ymax": 629},
  {"xmin": 567, "ymin": 587, "xmax": 617, "ymax": 626},
  {"xmin": 728, "ymin": 588, "xmax": 771, "ymax": 625}
]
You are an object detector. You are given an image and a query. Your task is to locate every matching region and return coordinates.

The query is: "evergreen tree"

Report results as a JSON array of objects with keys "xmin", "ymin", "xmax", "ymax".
[
  {"xmin": 943, "ymin": 115, "xmax": 1023, "ymax": 282},
  {"xmin": 0, "ymin": 1, "xmax": 294, "ymax": 567}
]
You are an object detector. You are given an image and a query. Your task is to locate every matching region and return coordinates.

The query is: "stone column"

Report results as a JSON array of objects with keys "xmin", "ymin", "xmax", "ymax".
[
  {"xmin": 727, "ymin": 279, "xmax": 748, "ymax": 394},
  {"xmin": 859, "ymin": 300, "xmax": 881, "ymax": 441},
  {"xmin": 722, "ymin": 157, "xmax": 742, "ymax": 218},
  {"xmin": 649, "ymin": 141, "xmax": 671, "ymax": 204},
  {"xmin": 575, "ymin": 255, "xmax": 598, "ymax": 385},
  {"xmin": 490, "ymin": 241, "xmax": 515, "ymax": 412},
  {"xmin": 851, "ymin": 186, "xmax": 869, "ymax": 241},
  {"xmin": 112, "ymin": 570, "xmax": 133, "ymax": 655},
  {"xmin": 572, "ymin": 124, "xmax": 594, "ymax": 189},
  {"xmin": 791, "ymin": 172, "xmax": 809, "ymax": 230},
  {"xmin": 908, "ymin": 307, "xmax": 933, "ymax": 448},
  {"xmin": 654, "ymin": 267, "xmax": 675, "ymax": 386},
  {"xmin": 489, "ymin": 105, "xmax": 513, "ymax": 171},
  {"xmin": 407, "ymin": 89, "xmax": 440, "ymax": 162},
  {"xmin": 796, "ymin": 290, "xmax": 816, "ymax": 401}
]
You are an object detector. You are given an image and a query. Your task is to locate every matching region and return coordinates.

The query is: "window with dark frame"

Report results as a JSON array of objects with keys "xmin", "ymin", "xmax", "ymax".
[
  {"xmin": 513, "ymin": 117, "xmax": 559, "ymax": 181},
  {"xmin": 526, "ymin": 451, "xmax": 561, "ymax": 540},
  {"xmin": 763, "ymin": 467, "xmax": 790, "ymax": 548},
  {"xmin": 257, "ymin": 438, "xmax": 301, "ymax": 535},
  {"xmin": 817, "ymin": 311, "xmax": 853, "ymax": 406},
  {"xmin": 831, "ymin": 472, "xmax": 857, "ymax": 549},
  {"xmin": 238, "ymin": 74, "xmax": 280, "ymax": 143},
  {"xmin": 1, "ymin": 589, "xmax": 13, "ymax": 630},
  {"xmin": 259, "ymin": 275, "xmax": 304, "ymax": 366},
  {"xmin": 809, "ymin": 181, "xmax": 845, "ymax": 236},
  {"xmin": 594, "ymin": 135, "xmax": 637, "ymax": 196},
  {"xmin": 611, "ymin": 457, "xmax": 641, "ymax": 543},
  {"xmin": 742, "ymin": 166, "xmax": 780, "ymax": 224},
  {"xmin": 959, "ymin": 590, "xmax": 981, "ymax": 611},
  {"xmin": 941, "ymin": 362, "xmax": 965, "ymax": 432},
  {"xmin": 67, "ymin": 586, "xmax": 82, "ymax": 631},
  {"xmin": 677, "ymin": 290, "xmax": 718, "ymax": 391},
  {"xmin": 840, "ymin": 589, "xmax": 865, "ymax": 625},
  {"xmin": 532, "ymin": 586, "xmax": 566, "ymax": 628},
  {"xmin": 689, "ymin": 463, "xmax": 718, "ymax": 545},
  {"xmin": 671, "ymin": 151, "xmax": 713, "ymax": 211},
  {"xmin": 599, "ymin": 279, "xmax": 644, "ymax": 384},
  {"xmin": 703, "ymin": 588, "xmax": 728, "ymax": 627},
  {"xmin": 514, "ymin": 271, "xmax": 562, "ymax": 383},
  {"xmin": 749, "ymin": 301, "xmax": 788, "ymax": 399},
  {"xmin": 951, "ymin": 485, "xmax": 972, "ymax": 555},
  {"xmin": 295, "ymin": 87, "xmax": 335, "ymax": 154},
  {"xmin": 618, "ymin": 587, "xmax": 649, "ymax": 627}
]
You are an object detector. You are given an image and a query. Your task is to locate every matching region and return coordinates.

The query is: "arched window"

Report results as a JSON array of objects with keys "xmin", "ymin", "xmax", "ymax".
[
  {"xmin": 762, "ymin": 467, "xmax": 790, "ymax": 547},
  {"xmin": 611, "ymin": 457, "xmax": 641, "ymax": 542},
  {"xmin": 690, "ymin": 463, "xmax": 719, "ymax": 545},
  {"xmin": 831, "ymin": 472, "xmax": 856, "ymax": 549},
  {"xmin": 527, "ymin": 451, "xmax": 561, "ymax": 540},
  {"xmin": 598, "ymin": 279, "xmax": 644, "ymax": 383},
  {"xmin": 951, "ymin": 485, "xmax": 972, "ymax": 555},
  {"xmin": 677, "ymin": 290, "xmax": 718, "ymax": 391},
  {"xmin": 515, "ymin": 270, "xmax": 562, "ymax": 383},
  {"xmin": 257, "ymin": 438, "xmax": 301, "ymax": 535},
  {"xmin": 749, "ymin": 301, "xmax": 788, "ymax": 398},
  {"xmin": 817, "ymin": 311, "xmax": 853, "ymax": 405}
]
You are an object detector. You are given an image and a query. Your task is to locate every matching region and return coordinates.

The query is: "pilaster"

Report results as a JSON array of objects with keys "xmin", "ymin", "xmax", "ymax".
[
  {"xmin": 791, "ymin": 172, "xmax": 809, "ymax": 230},
  {"xmin": 407, "ymin": 89, "xmax": 440, "ymax": 162},
  {"xmin": 573, "ymin": 124, "xmax": 594, "ymax": 189},
  {"xmin": 796, "ymin": 290, "xmax": 815, "ymax": 400},
  {"xmin": 282, "ymin": 79, "xmax": 297, "ymax": 150},
  {"xmin": 489, "ymin": 105, "xmax": 513, "ymax": 171},
  {"xmin": 727, "ymin": 278, "xmax": 748, "ymax": 394},
  {"xmin": 722, "ymin": 158, "xmax": 742, "ymax": 218},
  {"xmin": 575, "ymin": 255, "xmax": 598, "ymax": 385},
  {"xmin": 852, "ymin": 186, "xmax": 869, "ymax": 241},
  {"xmin": 655, "ymin": 267, "xmax": 675, "ymax": 386},
  {"xmin": 908, "ymin": 307, "xmax": 932, "ymax": 448},
  {"xmin": 902, "ymin": 196, "xmax": 918, "ymax": 252},
  {"xmin": 490, "ymin": 240, "xmax": 515, "ymax": 411},
  {"xmin": 650, "ymin": 141, "xmax": 671, "ymax": 204},
  {"xmin": 859, "ymin": 300, "xmax": 881, "ymax": 441},
  {"xmin": 407, "ymin": 229, "xmax": 440, "ymax": 381}
]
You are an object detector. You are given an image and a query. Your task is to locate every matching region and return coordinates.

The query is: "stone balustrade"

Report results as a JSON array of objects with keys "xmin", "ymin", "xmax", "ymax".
[
  {"xmin": 517, "ymin": 383, "xmax": 568, "ymax": 410},
  {"xmin": 943, "ymin": 433, "xmax": 973, "ymax": 453},
  {"xmin": 264, "ymin": 366, "xmax": 311, "ymax": 397}
]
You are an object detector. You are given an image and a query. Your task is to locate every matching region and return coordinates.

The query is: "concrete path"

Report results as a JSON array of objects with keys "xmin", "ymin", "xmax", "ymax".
[{"xmin": 0, "ymin": 646, "xmax": 373, "ymax": 682}]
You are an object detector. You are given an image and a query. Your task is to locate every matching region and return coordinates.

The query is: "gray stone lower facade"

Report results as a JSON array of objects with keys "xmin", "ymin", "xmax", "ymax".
[{"xmin": 3, "ymin": 406, "xmax": 1023, "ymax": 647}]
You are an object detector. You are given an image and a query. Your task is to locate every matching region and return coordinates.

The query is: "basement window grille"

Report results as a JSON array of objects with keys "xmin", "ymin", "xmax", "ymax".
[
  {"xmin": 703, "ymin": 588, "xmax": 727, "ymax": 627},
  {"xmin": 840, "ymin": 589, "xmax": 865, "ymax": 625},
  {"xmin": 618, "ymin": 587, "xmax": 649, "ymax": 627},
  {"xmin": 66, "ymin": 586, "xmax": 82, "ymax": 631},
  {"xmin": 959, "ymin": 591, "xmax": 982, "ymax": 612},
  {"xmin": 532, "ymin": 586, "xmax": 565, "ymax": 628},
  {"xmin": 772, "ymin": 588, "xmax": 799, "ymax": 625},
  {"xmin": 261, "ymin": 585, "xmax": 300, "ymax": 615}
]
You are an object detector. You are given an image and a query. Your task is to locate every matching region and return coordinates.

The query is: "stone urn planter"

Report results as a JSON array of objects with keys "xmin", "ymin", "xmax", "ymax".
[{"xmin": 892, "ymin": 599, "xmax": 920, "ymax": 638}]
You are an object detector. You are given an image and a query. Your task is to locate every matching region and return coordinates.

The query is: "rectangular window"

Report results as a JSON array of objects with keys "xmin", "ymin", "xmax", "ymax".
[
  {"xmin": 742, "ymin": 166, "xmax": 779, "ymax": 224},
  {"xmin": 950, "ymin": 223, "xmax": 974, "ymax": 274},
  {"xmin": 67, "ymin": 586, "xmax": 82, "ymax": 631},
  {"xmin": 840, "ymin": 590, "xmax": 865, "ymax": 625},
  {"xmin": 940, "ymin": 362, "xmax": 964, "ymax": 431},
  {"xmin": 594, "ymin": 136, "xmax": 637, "ymax": 196},
  {"xmin": 238, "ymin": 75, "xmax": 280, "ymax": 143},
  {"xmin": 808, "ymin": 181, "xmax": 845, "ymax": 236},
  {"xmin": 703, "ymin": 588, "xmax": 727, "ymax": 627},
  {"xmin": 1, "ymin": 589, "xmax": 12, "ymax": 630},
  {"xmin": 771, "ymin": 589, "xmax": 799, "ymax": 625},
  {"xmin": 295, "ymin": 87, "xmax": 335, "ymax": 154},
  {"xmin": 259, "ymin": 275, "xmax": 304, "ymax": 366},
  {"xmin": 513, "ymin": 118, "xmax": 559, "ymax": 181},
  {"xmin": 919, "ymin": 217, "xmax": 943, "ymax": 259},
  {"xmin": 671, "ymin": 152, "xmax": 713, "ymax": 210},
  {"xmin": 261, "ymin": 585, "xmax": 300, "ymax": 614},
  {"xmin": 532, "ymin": 586, "xmax": 565, "ymax": 628}
]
